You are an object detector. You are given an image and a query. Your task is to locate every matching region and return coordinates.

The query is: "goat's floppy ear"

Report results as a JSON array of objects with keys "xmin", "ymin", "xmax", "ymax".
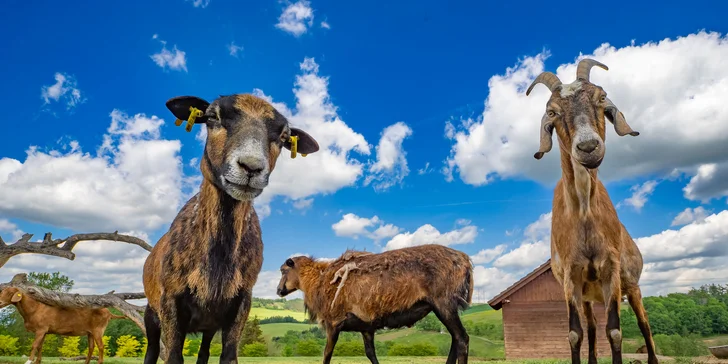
[
  {"xmin": 166, "ymin": 96, "xmax": 211, "ymax": 132},
  {"xmin": 604, "ymin": 98, "xmax": 639, "ymax": 137},
  {"xmin": 285, "ymin": 258, "xmax": 295, "ymax": 268},
  {"xmin": 284, "ymin": 128, "xmax": 320, "ymax": 157},
  {"xmin": 10, "ymin": 291, "xmax": 22, "ymax": 303},
  {"xmin": 534, "ymin": 113, "xmax": 555, "ymax": 160}
]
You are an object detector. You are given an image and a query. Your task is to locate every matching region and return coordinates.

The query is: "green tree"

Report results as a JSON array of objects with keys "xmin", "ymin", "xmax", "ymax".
[
  {"xmin": 296, "ymin": 339, "xmax": 322, "ymax": 356},
  {"xmin": 333, "ymin": 340, "xmax": 365, "ymax": 356},
  {"xmin": 239, "ymin": 317, "xmax": 265, "ymax": 348},
  {"xmin": 59, "ymin": 336, "xmax": 81, "ymax": 357},
  {"xmin": 209, "ymin": 343, "xmax": 223, "ymax": 356},
  {"xmin": 241, "ymin": 342, "xmax": 267, "ymax": 357},
  {"xmin": 27, "ymin": 272, "xmax": 74, "ymax": 292},
  {"xmin": 0, "ymin": 334, "xmax": 19, "ymax": 356},
  {"xmin": 183, "ymin": 338, "xmax": 201, "ymax": 356},
  {"xmin": 415, "ymin": 313, "xmax": 443, "ymax": 332},
  {"xmin": 42, "ymin": 334, "xmax": 61, "ymax": 357},
  {"xmin": 115, "ymin": 335, "xmax": 141, "ymax": 357}
]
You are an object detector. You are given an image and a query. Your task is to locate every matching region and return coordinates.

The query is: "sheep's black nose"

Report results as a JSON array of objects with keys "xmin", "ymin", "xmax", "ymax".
[
  {"xmin": 577, "ymin": 139, "xmax": 599, "ymax": 153},
  {"xmin": 237, "ymin": 158, "xmax": 264, "ymax": 175}
]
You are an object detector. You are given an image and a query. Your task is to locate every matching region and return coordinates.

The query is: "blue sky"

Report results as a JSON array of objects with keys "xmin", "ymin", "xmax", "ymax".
[{"xmin": 1, "ymin": 0, "xmax": 728, "ymax": 301}]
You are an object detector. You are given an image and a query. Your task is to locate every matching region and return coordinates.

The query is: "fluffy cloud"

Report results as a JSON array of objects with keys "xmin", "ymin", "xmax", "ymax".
[
  {"xmin": 683, "ymin": 162, "xmax": 728, "ymax": 203},
  {"xmin": 41, "ymin": 72, "xmax": 84, "ymax": 109},
  {"xmin": 320, "ymin": 21, "xmax": 330, "ymax": 29},
  {"xmin": 275, "ymin": 1, "xmax": 314, "ymax": 37},
  {"xmin": 292, "ymin": 198, "xmax": 313, "ymax": 211},
  {"xmin": 472, "ymin": 266, "xmax": 518, "ymax": 302},
  {"xmin": 331, "ymin": 213, "xmax": 400, "ymax": 242},
  {"xmin": 364, "ymin": 122, "xmax": 413, "ymax": 191},
  {"xmin": 672, "ymin": 206, "xmax": 711, "ymax": 226},
  {"xmin": 492, "ymin": 212, "xmax": 551, "ymax": 270},
  {"xmin": 445, "ymin": 31, "xmax": 728, "ymax": 190},
  {"xmin": 383, "ymin": 221, "xmax": 478, "ymax": 251},
  {"xmin": 618, "ymin": 180, "xmax": 659, "ymax": 211},
  {"xmin": 150, "ymin": 35, "xmax": 187, "ymax": 72},
  {"xmin": 227, "ymin": 42, "xmax": 244, "ymax": 58},
  {"xmin": 0, "ymin": 219, "xmax": 24, "ymax": 241},
  {"xmin": 0, "ymin": 110, "xmax": 185, "ymax": 232},
  {"xmin": 252, "ymin": 58, "xmax": 370, "ymax": 210},
  {"xmin": 470, "ymin": 244, "xmax": 507, "ymax": 265}
]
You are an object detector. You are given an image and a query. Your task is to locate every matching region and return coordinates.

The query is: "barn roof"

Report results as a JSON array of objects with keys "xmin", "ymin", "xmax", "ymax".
[{"xmin": 487, "ymin": 259, "xmax": 551, "ymax": 310}]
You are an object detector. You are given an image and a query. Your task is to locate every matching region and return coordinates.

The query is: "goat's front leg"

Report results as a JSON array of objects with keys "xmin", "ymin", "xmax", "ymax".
[
  {"xmin": 159, "ymin": 294, "xmax": 190, "ymax": 364},
  {"xmin": 220, "ymin": 290, "xmax": 253, "ymax": 364},
  {"xmin": 583, "ymin": 301, "xmax": 598, "ymax": 364},
  {"xmin": 564, "ymin": 269, "xmax": 584, "ymax": 364},
  {"xmin": 26, "ymin": 331, "xmax": 46, "ymax": 364},
  {"xmin": 322, "ymin": 323, "xmax": 341, "ymax": 364},
  {"xmin": 603, "ymin": 268, "xmax": 623, "ymax": 364}
]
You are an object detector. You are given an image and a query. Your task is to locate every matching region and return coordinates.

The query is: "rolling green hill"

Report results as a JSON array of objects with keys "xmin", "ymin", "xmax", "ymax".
[{"xmin": 249, "ymin": 307, "xmax": 308, "ymax": 322}]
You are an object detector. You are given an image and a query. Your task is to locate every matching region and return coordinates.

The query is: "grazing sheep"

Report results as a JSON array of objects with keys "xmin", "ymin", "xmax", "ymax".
[
  {"xmin": 142, "ymin": 94, "xmax": 319, "ymax": 364},
  {"xmin": 276, "ymin": 244, "xmax": 473, "ymax": 364},
  {"xmin": 0, "ymin": 287, "xmax": 126, "ymax": 364},
  {"xmin": 526, "ymin": 58, "xmax": 658, "ymax": 364}
]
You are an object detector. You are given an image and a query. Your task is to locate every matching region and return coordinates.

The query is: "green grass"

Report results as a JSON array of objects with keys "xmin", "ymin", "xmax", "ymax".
[
  {"xmin": 248, "ymin": 307, "xmax": 307, "ymax": 321},
  {"xmin": 461, "ymin": 308, "xmax": 503, "ymax": 325},
  {"xmin": 0, "ymin": 357, "xmax": 565, "ymax": 363},
  {"xmin": 462, "ymin": 303, "xmax": 494, "ymax": 315},
  {"xmin": 375, "ymin": 328, "xmax": 504, "ymax": 359}
]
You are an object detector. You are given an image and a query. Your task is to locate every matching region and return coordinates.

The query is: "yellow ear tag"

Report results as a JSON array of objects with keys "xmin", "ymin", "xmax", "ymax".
[
  {"xmin": 186, "ymin": 107, "xmax": 204, "ymax": 132},
  {"xmin": 174, "ymin": 118, "xmax": 183, "ymax": 126},
  {"xmin": 289, "ymin": 135, "xmax": 299, "ymax": 159}
]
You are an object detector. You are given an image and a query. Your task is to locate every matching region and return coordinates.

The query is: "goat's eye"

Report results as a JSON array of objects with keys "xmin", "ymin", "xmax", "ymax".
[
  {"xmin": 547, "ymin": 110, "xmax": 556, "ymax": 118},
  {"xmin": 600, "ymin": 95, "xmax": 607, "ymax": 102}
]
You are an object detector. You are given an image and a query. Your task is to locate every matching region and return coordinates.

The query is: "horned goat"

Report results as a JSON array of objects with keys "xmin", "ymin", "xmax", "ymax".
[
  {"xmin": 142, "ymin": 94, "xmax": 319, "ymax": 364},
  {"xmin": 277, "ymin": 244, "xmax": 474, "ymax": 364},
  {"xmin": 527, "ymin": 58, "xmax": 657, "ymax": 364}
]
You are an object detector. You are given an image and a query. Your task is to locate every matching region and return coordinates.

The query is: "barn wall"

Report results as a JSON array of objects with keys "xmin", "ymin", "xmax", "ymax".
[{"xmin": 508, "ymin": 270, "xmax": 564, "ymax": 302}]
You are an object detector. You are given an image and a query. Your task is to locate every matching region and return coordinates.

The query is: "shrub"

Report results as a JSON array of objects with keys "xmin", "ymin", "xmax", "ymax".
[
  {"xmin": 333, "ymin": 340, "xmax": 365, "ymax": 356},
  {"xmin": 653, "ymin": 334, "xmax": 709, "ymax": 357},
  {"xmin": 415, "ymin": 313, "xmax": 444, "ymax": 332},
  {"xmin": 182, "ymin": 338, "xmax": 201, "ymax": 356},
  {"xmin": 282, "ymin": 344, "xmax": 294, "ymax": 357},
  {"xmin": 0, "ymin": 335, "xmax": 19, "ymax": 356},
  {"xmin": 115, "ymin": 335, "xmax": 141, "ymax": 357},
  {"xmin": 387, "ymin": 342, "xmax": 438, "ymax": 356},
  {"xmin": 59, "ymin": 336, "xmax": 81, "ymax": 357},
  {"xmin": 241, "ymin": 342, "xmax": 268, "ymax": 357},
  {"xmin": 296, "ymin": 339, "xmax": 322, "ymax": 356},
  {"xmin": 209, "ymin": 343, "xmax": 223, "ymax": 356}
]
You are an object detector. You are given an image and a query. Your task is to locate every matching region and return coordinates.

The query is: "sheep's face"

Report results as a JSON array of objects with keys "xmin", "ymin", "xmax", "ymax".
[
  {"xmin": 276, "ymin": 257, "xmax": 307, "ymax": 297},
  {"xmin": 166, "ymin": 94, "xmax": 319, "ymax": 201},
  {"xmin": 527, "ymin": 59, "xmax": 638, "ymax": 170},
  {"xmin": 0, "ymin": 287, "xmax": 23, "ymax": 308}
]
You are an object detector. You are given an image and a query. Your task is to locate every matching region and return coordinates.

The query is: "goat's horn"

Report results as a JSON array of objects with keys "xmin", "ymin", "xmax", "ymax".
[
  {"xmin": 604, "ymin": 98, "xmax": 639, "ymax": 137},
  {"xmin": 576, "ymin": 59, "xmax": 608, "ymax": 82},
  {"xmin": 526, "ymin": 72, "xmax": 563, "ymax": 96}
]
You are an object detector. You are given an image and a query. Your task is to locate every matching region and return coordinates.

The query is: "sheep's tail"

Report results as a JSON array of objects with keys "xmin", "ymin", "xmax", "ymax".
[{"xmin": 457, "ymin": 261, "xmax": 474, "ymax": 311}]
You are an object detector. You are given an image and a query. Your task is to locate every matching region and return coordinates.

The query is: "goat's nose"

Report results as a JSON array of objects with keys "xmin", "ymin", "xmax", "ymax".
[
  {"xmin": 237, "ymin": 157, "xmax": 265, "ymax": 175},
  {"xmin": 576, "ymin": 140, "xmax": 599, "ymax": 153}
]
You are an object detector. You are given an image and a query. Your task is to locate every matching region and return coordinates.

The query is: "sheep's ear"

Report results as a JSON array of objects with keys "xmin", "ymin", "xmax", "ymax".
[
  {"xmin": 11, "ymin": 292, "xmax": 22, "ymax": 303},
  {"xmin": 285, "ymin": 258, "xmax": 295, "ymax": 267},
  {"xmin": 166, "ymin": 96, "xmax": 211, "ymax": 131},
  {"xmin": 284, "ymin": 128, "xmax": 320, "ymax": 156}
]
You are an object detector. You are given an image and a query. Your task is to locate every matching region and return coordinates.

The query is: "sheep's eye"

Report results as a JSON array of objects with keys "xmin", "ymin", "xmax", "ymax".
[{"xmin": 547, "ymin": 110, "xmax": 556, "ymax": 118}]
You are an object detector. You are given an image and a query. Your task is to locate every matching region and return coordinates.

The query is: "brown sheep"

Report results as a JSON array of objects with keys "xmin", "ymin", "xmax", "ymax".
[
  {"xmin": 527, "ymin": 58, "xmax": 658, "ymax": 364},
  {"xmin": 0, "ymin": 287, "xmax": 126, "ymax": 364},
  {"xmin": 142, "ymin": 94, "xmax": 319, "ymax": 364},
  {"xmin": 276, "ymin": 244, "xmax": 474, "ymax": 364}
]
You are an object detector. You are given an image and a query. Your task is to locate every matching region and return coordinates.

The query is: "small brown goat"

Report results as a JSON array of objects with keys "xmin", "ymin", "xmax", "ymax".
[
  {"xmin": 277, "ymin": 244, "xmax": 474, "ymax": 364},
  {"xmin": 527, "ymin": 58, "xmax": 658, "ymax": 364},
  {"xmin": 142, "ymin": 94, "xmax": 319, "ymax": 364},
  {"xmin": 0, "ymin": 287, "xmax": 126, "ymax": 364}
]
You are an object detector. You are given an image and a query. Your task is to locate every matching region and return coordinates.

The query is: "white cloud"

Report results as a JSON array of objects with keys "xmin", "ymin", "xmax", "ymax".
[
  {"xmin": 275, "ymin": 0, "xmax": 314, "ymax": 37},
  {"xmin": 474, "ymin": 266, "xmax": 517, "ymax": 303},
  {"xmin": 320, "ymin": 21, "xmax": 330, "ymax": 29},
  {"xmin": 187, "ymin": 0, "xmax": 209, "ymax": 8},
  {"xmin": 671, "ymin": 206, "xmax": 711, "ymax": 226},
  {"xmin": 683, "ymin": 162, "xmax": 728, "ymax": 203},
  {"xmin": 252, "ymin": 57, "xmax": 370, "ymax": 210},
  {"xmin": 292, "ymin": 198, "xmax": 313, "ymax": 211},
  {"xmin": 41, "ymin": 73, "xmax": 84, "ymax": 109},
  {"xmin": 383, "ymin": 222, "xmax": 478, "ymax": 251},
  {"xmin": 445, "ymin": 31, "xmax": 728, "ymax": 189},
  {"xmin": 332, "ymin": 213, "xmax": 381, "ymax": 238},
  {"xmin": 364, "ymin": 122, "xmax": 413, "ymax": 191},
  {"xmin": 0, "ymin": 110, "xmax": 185, "ymax": 232},
  {"xmin": 492, "ymin": 212, "xmax": 551, "ymax": 271},
  {"xmin": 470, "ymin": 244, "xmax": 507, "ymax": 265},
  {"xmin": 618, "ymin": 180, "xmax": 659, "ymax": 211},
  {"xmin": 0, "ymin": 219, "xmax": 24, "ymax": 241},
  {"xmin": 151, "ymin": 36, "xmax": 187, "ymax": 72},
  {"xmin": 418, "ymin": 162, "xmax": 431, "ymax": 175},
  {"xmin": 370, "ymin": 223, "xmax": 401, "ymax": 241},
  {"xmin": 227, "ymin": 42, "xmax": 244, "ymax": 58}
]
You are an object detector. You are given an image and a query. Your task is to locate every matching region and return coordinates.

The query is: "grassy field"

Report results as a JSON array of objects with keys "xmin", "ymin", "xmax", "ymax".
[
  {"xmin": 375, "ymin": 329, "xmax": 504, "ymax": 358},
  {"xmin": 0, "ymin": 357, "xmax": 636, "ymax": 364},
  {"xmin": 249, "ymin": 307, "xmax": 307, "ymax": 321},
  {"xmin": 260, "ymin": 323, "xmax": 316, "ymax": 339}
]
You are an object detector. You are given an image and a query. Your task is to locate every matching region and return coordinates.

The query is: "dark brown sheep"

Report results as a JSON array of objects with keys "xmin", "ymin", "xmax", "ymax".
[
  {"xmin": 276, "ymin": 244, "xmax": 474, "ymax": 364},
  {"xmin": 142, "ymin": 94, "xmax": 319, "ymax": 364},
  {"xmin": 0, "ymin": 287, "xmax": 126, "ymax": 364}
]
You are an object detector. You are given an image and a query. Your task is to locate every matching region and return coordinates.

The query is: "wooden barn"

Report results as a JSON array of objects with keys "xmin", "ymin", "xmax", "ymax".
[{"xmin": 488, "ymin": 259, "xmax": 613, "ymax": 360}]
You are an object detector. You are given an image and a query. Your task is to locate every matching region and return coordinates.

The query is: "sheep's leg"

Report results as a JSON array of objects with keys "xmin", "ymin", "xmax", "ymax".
[
  {"xmin": 602, "ymin": 269, "xmax": 623, "ymax": 364},
  {"xmin": 143, "ymin": 305, "xmax": 162, "ymax": 364},
  {"xmin": 564, "ymin": 269, "xmax": 584, "ymax": 364},
  {"xmin": 432, "ymin": 302, "xmax": 469, "ymax": 364},
  {"xmin": 220, "ymin": 291, "xmax": 252, "ymax": 364},
  {"xmin": 85, "ymin": 334, "xmax": 94, "ymax": 364},
  {"xmin": 195, "ymin": 329, "xmax": 216, "ymax": 364},
  {"xmin": 361, "ymin": 331, "xmax": 379, "ymax": 364},
  {"xmin": 583, "ymin": 301, "xmax": 598, "ymax": 364},
  {"xmin": 159, "ymin": 295, "xmax": 190, "ymax": 364},
  {"xmin": 27, "ymin": 331, "xmax": 46, "ymax": 364},
  {"xmin": 322, "ymin": 324, "xmax": 340, "ymax": 364},
  {"xmin": 626, "ymin": 287, "xmax": 658, "ymax": 364}
]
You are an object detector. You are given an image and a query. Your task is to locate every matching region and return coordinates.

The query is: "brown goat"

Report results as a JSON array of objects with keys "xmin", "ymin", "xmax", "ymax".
[
  {"xmin": 142, "ymin": 94, "xmax": 319, "ymax": 364},
  {"xmin": 276, "ymin": 244, "xmax": 474, "ymax": 364},
  {"xmin": 527, "ymin": 58, "xmax": 658, "ymax": 364},
  {"xmin": 0, "ymin": 287, "xmax": 126, "ymax": 364}
]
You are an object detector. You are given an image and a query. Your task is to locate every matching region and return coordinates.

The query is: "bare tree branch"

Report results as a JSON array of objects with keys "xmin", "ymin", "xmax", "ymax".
[{"xmin": 0, "ymin": 231, "xmax": 152, "ymax": 268}]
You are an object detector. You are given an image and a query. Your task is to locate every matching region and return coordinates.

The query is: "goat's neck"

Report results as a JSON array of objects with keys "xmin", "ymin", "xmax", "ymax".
[
  {"xmin": 195, "ymin": 178, "xmax": 252, "ymax": 243},
  {"xmin": 14, "ymin": 296, "xmax": 39, "ymax": 318},
  {"xmin": 560, "ymin": 150, "xmax": 599, "ymax": 219}
]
